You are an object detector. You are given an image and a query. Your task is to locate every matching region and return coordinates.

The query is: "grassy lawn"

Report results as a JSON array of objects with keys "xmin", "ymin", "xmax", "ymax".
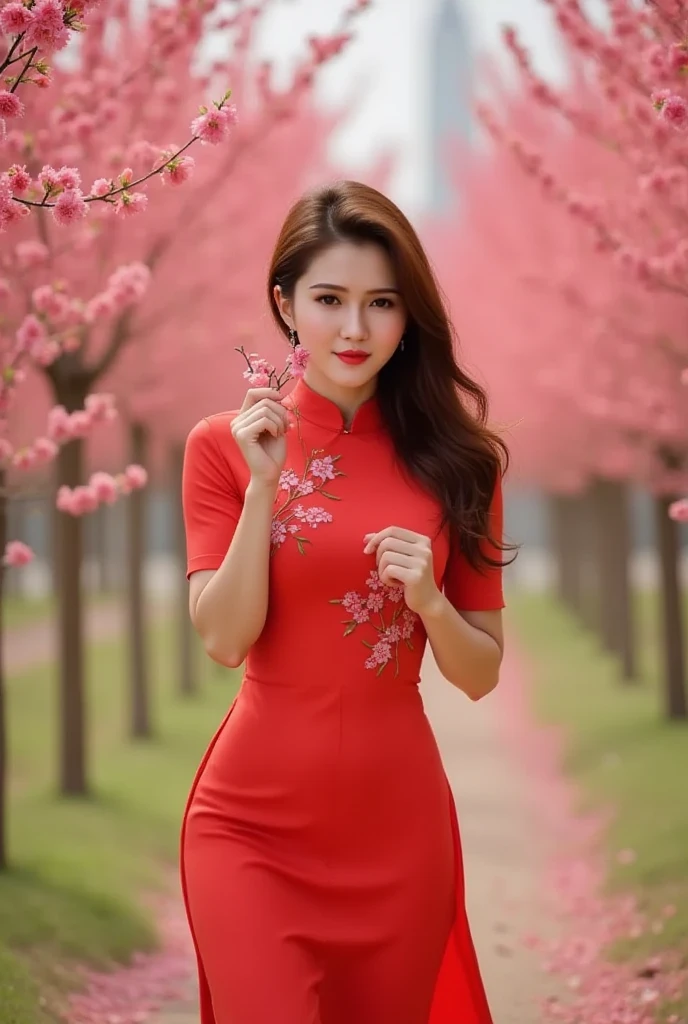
[
  {"xmin": 2, "ymin": 593, "xmax": 114, "ymax": 631},
  {"xmin": 1, "ymin": 621, "xmax": 240, "ymax": 1023},
  {"xmin": 511, "ymin": 592, "xmax": 688, "ymax": 996}
]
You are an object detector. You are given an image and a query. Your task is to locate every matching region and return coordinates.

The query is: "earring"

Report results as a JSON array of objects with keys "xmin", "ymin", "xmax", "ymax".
[
  {"xmin": 289, "ymin": 327, "xmax": 299, "ymax": 346},
  {"xmin": 400, "ymin": 335, "xmax": 405, "ymax": 352}
]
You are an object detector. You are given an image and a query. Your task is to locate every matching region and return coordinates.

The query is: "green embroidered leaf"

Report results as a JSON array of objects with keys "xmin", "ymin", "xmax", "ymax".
[
  {"xmin": 343, "ymin": 622, "xmax": 357, "ymax": 636},
  {"xmin": 320, "ymin": 491, "xmax": 341, "ymax": 501}
]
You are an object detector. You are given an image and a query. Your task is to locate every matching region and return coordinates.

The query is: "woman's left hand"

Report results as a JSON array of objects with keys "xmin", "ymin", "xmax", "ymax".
[{"xmin": 363, "ymin": 526, "xmax": 442, "ymax": 616}]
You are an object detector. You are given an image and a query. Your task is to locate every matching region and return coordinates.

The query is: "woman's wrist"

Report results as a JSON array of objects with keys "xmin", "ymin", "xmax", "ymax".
[{"xmin": 246, "ymin": 477, "xmax": 280, "ymax": 504}]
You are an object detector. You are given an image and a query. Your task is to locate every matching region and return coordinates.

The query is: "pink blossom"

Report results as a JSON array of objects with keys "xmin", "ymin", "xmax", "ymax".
[
  {"xmin": 68, "ymin": 410, "xmax": 93, "ymax": 437},
  {"xmin": 60, "ymin": 485, "xmax": 99, "ymax": 515},
  {"xmin": 32, "ymin": 339, "xmax": 61, "ymax": 366},
  {"xmin": 16, "ymin": 314, "xmax": 47, "ymax": 353},
  {"xmin": 8, "ymin": 164, "xmax": 31, "ymax": 194},
  {"xmin": 114, "ymin": 191, "xmax": 149, "ymax": 216},
  {"xmin": 90, "ymin": 177, "xmax": 113, "ymax": 197},
  {"xmin": 4, "ymin": 540, "xmax": 34, "ymax": 567},
  {"xmin": 191, "ymin": 104, "xmax": 237, "ymax": 144},
  {"xmin": 24, "ymin": 0, "xmax": 70, "ymax": 52},
  {"xmin": 164, "ymin": 156, "xmax": 195, "ymax": 186},
  {"xmin": 85, "ymin": 392, "xmax": 117, "ymax": 422},
  {"xmin": 47, "ymin": 405, "xmax": 74, "ymax": 442},
  {"xmin": 246, "ymin": 370, "xmax": 271, "ymax": 387},
  {"xmin": 668, "ymin": 498, "xmax": 688, "ymax": 522},
  {"xmin": 32, "ymin": 437, "xmax": 58, "ymax": 464},
  {"xmin": 0, "ymin": 1, "xmax": 34, "ymax": 33},
  {"xmin": 0, "ymin": 438, "xmax": 14, "ymax": 462},
  {"xmin": 53, "ymin": 189, "xmax": 88, "ymax": 226},
  {"xmin": 84, "ymin": 292, "xmax": 117, "ymax": 322},
  {"xmin": 15, "ymin": 240, "xmax": 49, "ymax": 268},
  {"xmin": 660, "ymin": 94, "xmax": 688, "ymax": 130},
  {"xmin": 123, "ymin": 463, "xmax": 148, "ymax": 490},
  {"xmin": 55, "ymin": 166, "xmax": 81, "ymax": 191},
  {"xmin": 0, "ymin": 91, "xmax": 24, "ymax": 119},
  {"xmin": 107, "ymin": 263, "xmax": 151, "ymax": 304},
  {"xmin": 286, "ymin": 345, "xmax": 310, "ymax": 378},
  {"xmin": 89, "ymin": 472, "xmax": 119, "ymax": 504},
  {"xmin": 13, "ymin": 447, "xmax": 38, "ymax": 470},
  {"xmin": 37, "ymin": 165, "xmax": 60, "ymax": 192},
  {"xmin": 310, "ymin": 456, "xmax": 336, "ymax": 482}
]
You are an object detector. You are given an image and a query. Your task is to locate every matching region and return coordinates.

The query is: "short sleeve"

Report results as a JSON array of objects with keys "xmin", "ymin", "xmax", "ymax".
[
  {"xmin": 182, "ymin": 418, "xmax": 243, "ymax": 579},
  {"xmin": 442, "ymin": 475, "xmax": 505, "ymax": 611}
]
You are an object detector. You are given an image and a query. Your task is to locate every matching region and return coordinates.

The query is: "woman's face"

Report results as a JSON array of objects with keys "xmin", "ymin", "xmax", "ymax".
[{"xmin": 274, "ymin": 241, "xmax": 407, "ymax": 400}]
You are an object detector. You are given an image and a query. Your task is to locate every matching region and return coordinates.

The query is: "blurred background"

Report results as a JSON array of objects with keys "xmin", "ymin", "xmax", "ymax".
[{"xmin": 3, "ymin": 1, "xmax": 687, "ymax": 1022}]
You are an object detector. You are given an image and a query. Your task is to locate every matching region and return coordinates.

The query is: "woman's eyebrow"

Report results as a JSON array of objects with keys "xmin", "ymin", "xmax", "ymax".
[{"xmin": 308, "ymin": 283, "xmax": 401, "ymax": 294}]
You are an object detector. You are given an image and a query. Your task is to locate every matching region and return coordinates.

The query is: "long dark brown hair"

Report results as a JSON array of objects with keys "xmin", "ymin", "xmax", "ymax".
[{"xmin": 267, "ymin": 180, "xmax": 514, "ymax": 572}]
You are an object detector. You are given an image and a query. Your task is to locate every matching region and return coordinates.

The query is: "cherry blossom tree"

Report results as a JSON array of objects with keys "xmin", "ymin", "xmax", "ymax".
[{"xmin": 425, "ymin": 0, "xmax": 688, "ymax": 720}]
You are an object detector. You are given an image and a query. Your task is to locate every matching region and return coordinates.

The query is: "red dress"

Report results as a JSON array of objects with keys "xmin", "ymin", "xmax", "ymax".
[{"xmin": 181, "ymin": 379, "xmax": 504, "ymax": 1024}]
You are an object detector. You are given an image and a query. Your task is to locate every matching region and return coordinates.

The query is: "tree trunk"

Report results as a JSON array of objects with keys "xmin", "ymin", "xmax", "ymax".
[
  {"xmin": 127, "ymin": 422, "xmax": 152, "ymax": 739},
  {"xmin": 0, "ymin": 477, "xmax": 9, "ymax": 869},
  {"xmin": 55, "ymin": 408, "xmax": 89, "ymax": 796},
  {"xmin": 171, "ymin": 443, "xmax": 197, "ymax": 696},
  {"xmin": 594, "ymin": 480, "xmax": 637, "ymax": 681},
  {"xmin": 549, "ymin": 494, "xmax": 584, "ymax": 615},
  {"xmin": 654, "ymin": 495, "xmax": 688, "ymax": 720},
  {"xmin": 577, "ymin": 487, "xmax": 602, "ymax": 636},
  {"xmin": 92, "ymin": 505, "xmax": 115, "ymax": 595}
]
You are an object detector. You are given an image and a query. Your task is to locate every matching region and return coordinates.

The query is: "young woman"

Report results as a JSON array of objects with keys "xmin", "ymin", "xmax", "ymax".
[{"xmin": 181, "ymin": 180, "xmax": 511, "ymax": 1024}]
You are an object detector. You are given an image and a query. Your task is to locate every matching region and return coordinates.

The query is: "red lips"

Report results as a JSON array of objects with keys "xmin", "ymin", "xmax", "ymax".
[{"xmin": 335, "ymin": 350, "xmax": 370, "ymax": 365}]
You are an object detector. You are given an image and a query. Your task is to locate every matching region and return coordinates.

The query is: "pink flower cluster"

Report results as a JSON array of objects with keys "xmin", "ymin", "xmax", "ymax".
[
  {"xmin": 3, "ymin": 540, "xmax": 33, "ymax": 567},
  {"xmin": 332, "ymin": 570, "xmax": 418, "ymax": 675},
  {"xmin": 1, "ymin": 392, "xmax": 117, "ymax": 469},
  {"xmin": 64, "ymin": 892, "xmax": 195, "ymax": 1024},
  {"xmin": 493, "ymin": 654, "xmax": 688, "ymax": 1024},
  {"xmin": 0, "ymin": 0, "xmax": 73, "ymax": 57},
  {"xmin": 56, "ymin": 464, "xmax": 148, "ymax": 516},
  {"xmin": 241, "ymin": 343, "xmax": 309, "ymax": 390},
  {"xmin": 271, "ymin": 453, "xmax": 341, "ymax": 554}
]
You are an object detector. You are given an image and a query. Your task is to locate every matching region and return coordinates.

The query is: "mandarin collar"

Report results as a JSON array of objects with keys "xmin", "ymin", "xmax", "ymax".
[{"xmin": 283, "ymin": 378, "xmax": 383, "ymax": 435}]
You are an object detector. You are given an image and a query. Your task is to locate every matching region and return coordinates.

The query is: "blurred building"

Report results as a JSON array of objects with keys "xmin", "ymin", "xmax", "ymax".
[{"xmin": 427, "ymin": 0, "xmax": 473, "ymax": 213}]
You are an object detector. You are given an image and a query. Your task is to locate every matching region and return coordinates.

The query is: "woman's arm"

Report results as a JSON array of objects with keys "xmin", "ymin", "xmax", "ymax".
[
  {"xmin": 419, "ymin": 598, "xmax": 503, "ymax": 701},
  {"xmin": 190, "ymin": 479, "xmax": 278, "ymax": 668}
]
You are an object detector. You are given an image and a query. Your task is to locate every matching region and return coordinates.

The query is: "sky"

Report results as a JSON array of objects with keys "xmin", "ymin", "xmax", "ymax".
[{"xmin": 252, "ymin": 0, "xmax": 572, "ymax": 211}]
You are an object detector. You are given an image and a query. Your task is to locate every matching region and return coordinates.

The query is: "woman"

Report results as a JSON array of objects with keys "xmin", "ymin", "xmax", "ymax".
[{"xmin": 181, "ymin": 180, "xmax": 511, "ymax": 1024}]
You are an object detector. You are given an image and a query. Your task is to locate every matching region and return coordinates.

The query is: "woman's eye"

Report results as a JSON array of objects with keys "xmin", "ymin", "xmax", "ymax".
[
  {"xmin": 316, "ymin": 294, "xmax": 339, "ymax": 305},
  {"xmin": 372, "ymin": 297, "xmax": 394, "ymax": 308}
]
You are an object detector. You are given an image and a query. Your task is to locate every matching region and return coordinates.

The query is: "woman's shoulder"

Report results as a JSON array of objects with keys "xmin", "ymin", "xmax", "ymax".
[{"xmin": 185, "ymin": 410, "xmax": 243, "ymax": 471}]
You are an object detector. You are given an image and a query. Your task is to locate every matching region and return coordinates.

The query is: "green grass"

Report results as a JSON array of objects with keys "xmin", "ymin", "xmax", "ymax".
[
  {"xmin": 1, "ymin": 622, "xmax": 240, "ymax": 1023},
  {"xmin": 2, "ymin": 593, "xmax": 114, "ymax": 631},
  {"xmin": 511, "ymin": 592, "xmax": 688, "ymax": 985}
]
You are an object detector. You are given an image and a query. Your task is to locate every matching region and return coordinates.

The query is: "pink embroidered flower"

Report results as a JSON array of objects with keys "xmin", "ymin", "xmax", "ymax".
[
  {"xmin": 271, "ymin": 447, "xmax": 344, "ymax": 555},
  {"xmin": 331, "ymin": 574, "xmax": 419, "ymax": 675},
  {"xmin": 310, "ymin": 456, "xmax": 336, "ymax": 482}
]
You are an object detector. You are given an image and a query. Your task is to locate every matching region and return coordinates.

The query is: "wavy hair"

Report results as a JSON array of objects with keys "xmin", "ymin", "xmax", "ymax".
[{"xmin": 267, "ymin": 180, "xmax": 515, "ymax": 571}]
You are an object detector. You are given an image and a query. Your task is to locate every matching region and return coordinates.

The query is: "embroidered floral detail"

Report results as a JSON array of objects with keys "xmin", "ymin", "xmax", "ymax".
[
  {"xmin": 329, "ymin": 569, "xmax": 418, "ymax": 675},
  {"xmin": 271, "ymin": 448, "xmax": 344, "ymax": 556}
]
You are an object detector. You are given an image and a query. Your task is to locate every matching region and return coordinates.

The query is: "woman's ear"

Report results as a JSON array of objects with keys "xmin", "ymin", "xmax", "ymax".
[{"xmin": 273, "ymin": 285, "xmax": 294, "ymax": 329}]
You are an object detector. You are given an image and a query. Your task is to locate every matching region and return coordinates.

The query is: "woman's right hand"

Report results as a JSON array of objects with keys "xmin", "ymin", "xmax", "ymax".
[{"xmin": 231, "ymin": 388, "xmax": 290, "ymax": 487}]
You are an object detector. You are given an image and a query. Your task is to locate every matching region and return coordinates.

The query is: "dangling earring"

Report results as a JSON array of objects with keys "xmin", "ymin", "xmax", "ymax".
[
  {"xmin": 400, "ymin": 335, "xmax": 406, "ymax": 353},
  {"xmin": 289, "ymin": 327, "xmax": 299, "ymax": 346}
]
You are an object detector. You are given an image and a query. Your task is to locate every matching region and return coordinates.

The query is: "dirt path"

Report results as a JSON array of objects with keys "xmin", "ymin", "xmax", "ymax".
[{"xmin": 153, "ymin": 647, "xmax": 560, "ymax": 1024}]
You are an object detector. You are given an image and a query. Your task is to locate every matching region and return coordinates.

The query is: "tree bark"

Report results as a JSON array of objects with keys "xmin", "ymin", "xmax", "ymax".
[
  {"xmin": 654, "ymin": 495, "xmax": 687, "ymax": 720},
  {"xmin": 127, "ymin": 422, "xmax": 152, "ymax": 739},
  {"xmin": 594, "ymin": 480, "xmax": 636, "ymax": 681},
  {"xmin": 54, "ymin": 397, "xmax": 89, "ymax": 796},
  {"xmin": 172, "ymin": 443, "xmax": 197, "ymax": 696},
  {"xmin": 0, "ymin": 477, "xmax": 9, "ymax": 869},
  {"xmin": 549, "ymin": 493, "xmax": 584, "ymax": 615}
]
